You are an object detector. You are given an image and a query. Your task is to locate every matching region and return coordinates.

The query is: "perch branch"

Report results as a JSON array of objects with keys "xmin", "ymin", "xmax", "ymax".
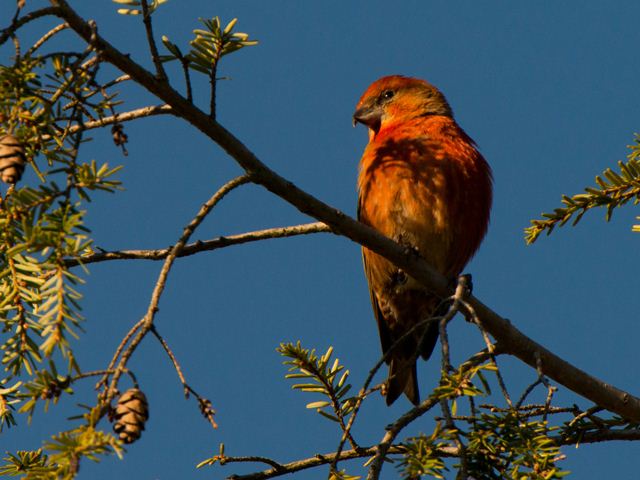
[{"xmin": 51, "ymin": 0, "xmax": 640, "ymax": 423}]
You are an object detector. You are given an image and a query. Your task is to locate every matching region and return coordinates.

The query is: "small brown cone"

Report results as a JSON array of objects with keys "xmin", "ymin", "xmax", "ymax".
[
  {"xmin": 0, "ymin": 134, "xmax": 26, "ymax": 184},
  {"xmin": 112, "ymin": 388, "xmax": 149, "ymax": 444}
]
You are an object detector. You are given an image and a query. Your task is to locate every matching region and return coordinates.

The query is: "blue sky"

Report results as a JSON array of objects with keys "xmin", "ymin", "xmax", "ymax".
[{"xmin": 3, "ymin": 1, "xmax": 640, "ymax": 479}]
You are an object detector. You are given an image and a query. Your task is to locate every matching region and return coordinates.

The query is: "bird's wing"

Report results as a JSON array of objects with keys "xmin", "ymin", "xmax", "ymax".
[
  {"xmin": 358, "ymin": 198, "xmax": 393, "ymax": 361},
  {"xmin": 361, "ymin": 249, "xmax": 393, "ymax": 361}
]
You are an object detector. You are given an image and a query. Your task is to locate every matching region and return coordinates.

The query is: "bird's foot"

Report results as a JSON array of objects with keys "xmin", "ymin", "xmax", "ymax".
[
  {"xmin": 453, "ymin": 274, "xmax": 475, "ymax": 323},
  {"xmin": 456, "ymin": 273, "xmax": 473, "ymax": 298}
]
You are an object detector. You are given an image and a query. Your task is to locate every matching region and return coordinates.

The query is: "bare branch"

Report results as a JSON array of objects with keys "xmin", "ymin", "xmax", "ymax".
[
  {"xmin": 0, "ymin": 6, "xmax": 61, "ymax": 47},
  {"xmin": 439, "ymin": 399, "xmax": 468, "ymax": 479},
  {"xmin": 64, "ymin": 222, "xmax": 332, "ymax": 267},
  {"xmin": 467, "ymin": 305, "xmax": 513, "ymax": 408},
  {"xmin": 96, "ymin": 318, "xmax": 144, "ymax": 391},
  {"xmin": 140, "ymin": 0, "xmax": 167, "ymax": 80},
  {"xmin": 555, "ymin": 428, "xmax": 640, "ymax": 445},
  {"xmin": 26, "ymin": 22, "xmax": 68, "ymax": 55},
  {"xmin": 366, "ymin": 396, "xmax": 441, "ymax": 480},
  {"xmin": 79, "ymin": 103, "xmax": 171, "ymax": 130},
  {"xmin": 223, "ymin": 445, "xmax": 410, "ymax": 480},
  {"xmin": 332, "ymin": 305, "xmax": 457, "ymax": 472},
  {"xmin": 102, "ymin": 174, "xmax": 251, "ymax": 406},
  {"xmin": 44, "ymin": 104, "xmax": 172, "ymax": 141},
  {"xmin": 151, "ymin": 326, "xmax": 218, "ymax": 429}
]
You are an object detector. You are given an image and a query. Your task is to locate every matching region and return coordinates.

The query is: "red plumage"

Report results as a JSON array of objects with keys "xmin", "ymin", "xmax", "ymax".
[{"xmin": 354, "ymin": 75, "xmax": 492, "ymax": 405}]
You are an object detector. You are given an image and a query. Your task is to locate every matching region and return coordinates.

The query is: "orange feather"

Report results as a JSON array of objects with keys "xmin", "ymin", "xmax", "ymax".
[{"xmin": 354, "ymin": 75, "xmax": 492, "ymax": 405}]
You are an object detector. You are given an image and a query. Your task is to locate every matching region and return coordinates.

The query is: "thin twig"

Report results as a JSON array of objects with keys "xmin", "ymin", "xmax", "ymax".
[
  {"xmin": 480, "ymin": 404, "xmax": 574, "ymax": 419},
  {"xmin": 64, "ymin": 222, "xmax": 332, "ymax": 268},
  {"xmin": 568, "ymin": 406, "xmax": 604, "ymax": 428},
  {"xmin": 73, "ymin": 369, "xmax": 115, "ymax": 381},
  {"xmin": 74, "ymin": 368, "xmax": 137, "ymax": 385},
  {"xmin": 439, "ymin": 307, "xmax": 454, "ymax": 374},
  {"xmin": 554, "ymin": 428, "xmax": 640, "ymax": 445},
  {"xmin": 102, "ymin": 73, "xmax": 131, "ymax": 89},
  {"xmin": 41, "ymin": 104, "xmax": 172, "ymax": 142},
  {"xmin": 366, "ymin": 348, "xmax": 493, "ymax": 480},
  {"xmin": 516, "ymin": 378, "xmax": 543, "ymax": 409},
  {"xmin": 96, "ymin": 318, "xmax": 144, "ymax": 390},
  {"xmin": 436, "ymin": 276, "xmax": 472, "ymax": 479},
  {"xmin": 209, "ymin": 55, "xmax": 220, "ymax": 119},
  {"xmin": 151, "ymin": 325, "xmax": 218, "ymax": 428},
  {"xmin": 103, "ymin": 175, "xmax": 251, "ymax": 407},
  {"xmin": 0, "ymin": 6, "xmax": 61, "ymax": 47},
  {"xmin": 516, "ymin": 351, "xmax": 554, "ymax": 410},
  {"xmin": 333, "ymin": 284, "xmax": 478, "ymax": 475},
  {"xmin": 464, "ymin": 299, "xmax": 513, "ymax": 408},
  {"xmin": 27, "ymin": 22, "xmax": 68, "ymax": 55},
  {"xmin": 439, "ymin": 399, "xmax": 468, "ymax": 479},
  {"xmin": 140, "ymin": 0, "xmax": 167, "ymax": 80},
  {"xmin": 222, "ymin": 444, "xmax": 412, "ymax": 480},
  {"xmin": 366, "ymin": 397, "xmax": 441, "ymax": 480},
  {"xmin": 151, "ymin": 326, "xmax": 188, "ymax": 392},
  {"xmin": 438, "ymin": 275, "xmax": 472, "ymax": 374},
  {"xmin": 220, "ymin": 455, "xmax": 285, "ymax": 471},
  {"xmin": 543, "ymin": 383, "xmax": 557, "ymax": 423},
  {"xmin": 181, "ymin": 57, "xmax": 193, "ymax": 102},
  {"xmin": 331, "ymin": 311, "xmax": 445, "ymax": 473}
]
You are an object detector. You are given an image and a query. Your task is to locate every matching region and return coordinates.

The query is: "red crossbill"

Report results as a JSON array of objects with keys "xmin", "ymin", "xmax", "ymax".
[{"xmin": 354, "ymin": 75, "xmax": 492, "ymax": 405}]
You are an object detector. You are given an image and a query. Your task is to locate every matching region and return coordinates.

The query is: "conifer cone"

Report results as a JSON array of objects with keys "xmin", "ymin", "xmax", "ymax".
[
  {"xmin": 112, "ymin": 388, "xmax": 149, "ymax": 444},
  {"xmin": 0, "ymin": 134, "xmax": 26, "ymax": 184}
]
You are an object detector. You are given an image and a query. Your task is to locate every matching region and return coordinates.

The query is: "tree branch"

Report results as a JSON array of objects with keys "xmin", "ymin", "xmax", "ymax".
[
  {"xmin": 77, "ymin": 104, "xmax": 171, "ymax": 131},
  {"xmin": 0, "ymin": 6, "xmax": 61, "ymax": 47},
  {"xmin": 556, "ymin": 429, "xmax": 640, "ymax": 445},
  {"xmin": 26, "ymin": 22, "xmax": 68, "ymax": 55},
  {"xmin": 102, "ymin": 175, "xmax": 251, "ymax": 405},
  {"xmin": 366, "ymin": 397, "xmax": 441, "ymax": 480},
  {"xmin": 218, "ymin": 425, "xmax": 640, "ymax": 480},
  {"xmin": 366, "ymin": 347, "xmax": 495, "ymax": 480},
  {"xmin": 44, "ymin": 104, "xmax": 172, "ymax": 140},
  {"xmin": 140, "ymin": 0, "xmax": 167, "ymax": 80},
  {"xmin": 151, "ymin": 325, "xmax": 218, "ymax": 429},
  {"xmin": 51, "ymin": 0, "xmax": 640, "ymax": 423},
  {"xmin": 223, "ymin": 445, "xmax": 409, "ymax": 480},
  {"xmin": 64, "ymin": 222, "xmax": 331, "ymax": 267}
]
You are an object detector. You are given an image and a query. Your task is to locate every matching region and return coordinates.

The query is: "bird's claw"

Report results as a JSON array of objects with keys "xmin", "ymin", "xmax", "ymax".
[{"xmin": 458, "ymin": 273, "xmax": 473, "ymax": 298}]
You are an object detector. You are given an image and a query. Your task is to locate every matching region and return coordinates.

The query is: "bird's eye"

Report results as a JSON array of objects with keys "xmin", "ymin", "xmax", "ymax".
[{"xmin": 381, "ymin": 90, "xmax": 395, "ymax": 100}]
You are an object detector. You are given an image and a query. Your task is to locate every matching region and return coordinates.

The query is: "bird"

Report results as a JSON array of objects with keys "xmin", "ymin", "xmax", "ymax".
[{"xmin": 353, "ymin": 75, "xmax": 492, "ymax": 405}]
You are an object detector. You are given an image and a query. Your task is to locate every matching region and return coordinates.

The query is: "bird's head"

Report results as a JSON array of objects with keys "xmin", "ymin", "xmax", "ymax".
[{"xmin": 353, "ymin": 75, "xmax": 452, "ymax": 136}]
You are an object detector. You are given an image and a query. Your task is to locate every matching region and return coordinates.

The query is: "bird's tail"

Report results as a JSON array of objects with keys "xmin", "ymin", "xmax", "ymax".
[
  {"xmin": 386, "ymin": 357, "xmax": 419, "ymax": 405},
  {"xmin": 386, "ymin": 320, "xmax": 440, "ymax": 406}
]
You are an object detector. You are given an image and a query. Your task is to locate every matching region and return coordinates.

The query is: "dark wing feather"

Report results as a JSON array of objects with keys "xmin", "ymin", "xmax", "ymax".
[{"xmin": 362, "ymin": 251, "xmax": 393, "ymax": 361}]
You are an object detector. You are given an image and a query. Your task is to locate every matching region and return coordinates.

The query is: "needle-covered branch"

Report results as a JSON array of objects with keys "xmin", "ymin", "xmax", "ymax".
[{"xmin": 526, "ymin": 134, "xmax": 640, "ymax": 243}]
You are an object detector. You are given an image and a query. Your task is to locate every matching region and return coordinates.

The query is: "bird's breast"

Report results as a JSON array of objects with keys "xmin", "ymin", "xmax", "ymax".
[
  {"xmin": 358, "ymin": 151, "xmax": 453, "ymax": 273},
  {"xmin": 357, "ymin": 118, "xmax": 492, "ymax": 278}
]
